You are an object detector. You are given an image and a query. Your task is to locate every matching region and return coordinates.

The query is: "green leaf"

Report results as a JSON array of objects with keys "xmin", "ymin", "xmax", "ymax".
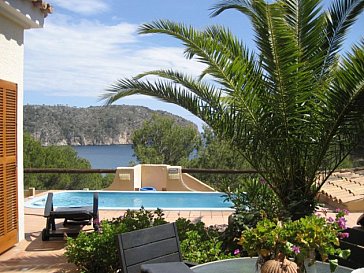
[
  {"xmin": 329, "ymin": 259, "xmax": 339, "ymax": 272},
  {"xmin": 338, "ymin": 249, "xmax": 351, "ymax": 259}
]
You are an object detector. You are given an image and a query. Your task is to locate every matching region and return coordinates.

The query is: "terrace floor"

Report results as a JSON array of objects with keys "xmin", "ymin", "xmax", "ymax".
[{"xmin": 0, "ymin": 207, "xmax": 233, "ymax": 273}]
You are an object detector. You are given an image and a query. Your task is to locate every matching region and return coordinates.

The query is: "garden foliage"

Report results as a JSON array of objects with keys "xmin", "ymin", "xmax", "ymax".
[
  {"xmin": 24, "ymin": 132, "xmax": 112, "ymax": 190},
  {"xmin": 65, "ymin": 208, "xmax": 232, "ymax": 273}
]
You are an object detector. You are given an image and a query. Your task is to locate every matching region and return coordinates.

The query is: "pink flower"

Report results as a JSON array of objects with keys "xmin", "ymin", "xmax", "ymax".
[
  {"xmin": 234, "ymin": 249, "xmax": 240, "ymax": 255},
  {"xmin": 327, "ymin": 217, "xmax": 335, "ymax": 223},
  {"xmin": 338, "ymin": 232, "xmax": 350, "ymax": 239},
  {"xmin": 291, "ymin": 245, "xmax": 300, "ymax": 254},
  {"xmin": 337, "ymin": 217, "xmax": 347, "ymax": 229},
  {"xmin": 343, "ymin": 209, "xmax": 349, "ymax": 215}
]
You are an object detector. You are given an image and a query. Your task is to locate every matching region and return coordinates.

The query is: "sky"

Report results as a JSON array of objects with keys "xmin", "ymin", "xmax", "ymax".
[{"xmin": 24, "ymin": 0, "xmax": 364, "ymax": 130}]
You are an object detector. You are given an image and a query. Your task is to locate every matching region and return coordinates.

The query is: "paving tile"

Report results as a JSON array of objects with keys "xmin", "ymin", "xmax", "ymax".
[
  {"xmin": 211, "ymin": 211, "xmax": 223, "ymax": 216},
  {"xmin": 189, "ymin": 211, "xmax": 201, "ymax": 217},
  {"xmin": 176, "ymin": 211, "xmax": 191, "ymax": 218}
]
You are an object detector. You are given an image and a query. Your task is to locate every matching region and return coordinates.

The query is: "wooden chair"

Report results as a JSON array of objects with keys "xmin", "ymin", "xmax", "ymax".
[
  {"xmin": 42, "ymin": 192, "xmax": 99, "ymax": 241},
  {"xmin": 117, "ymin": 223, "xmax": 195, "ymax": 273}
]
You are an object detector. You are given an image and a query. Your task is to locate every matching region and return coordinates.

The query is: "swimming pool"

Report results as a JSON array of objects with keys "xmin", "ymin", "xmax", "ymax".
[{"xmin": 25, "ymin": 191, "xmax": 233, "ymax": 210}]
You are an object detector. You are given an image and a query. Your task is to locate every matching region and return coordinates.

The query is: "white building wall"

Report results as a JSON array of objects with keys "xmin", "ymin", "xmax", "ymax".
[{"xmin": 0, "ymin": 15, "xmax": 25, "ymax": 241}]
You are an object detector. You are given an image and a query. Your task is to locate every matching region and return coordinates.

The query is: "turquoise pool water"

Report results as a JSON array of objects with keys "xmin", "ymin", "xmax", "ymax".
[{"xmin": 25, "ymin": 191, "xmax": 233, "ymax": 210}]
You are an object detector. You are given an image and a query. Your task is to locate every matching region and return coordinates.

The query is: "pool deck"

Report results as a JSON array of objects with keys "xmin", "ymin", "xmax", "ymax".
[{"xmin": 0, "ymin": 207, "xmax": 233, "ymax": 273}]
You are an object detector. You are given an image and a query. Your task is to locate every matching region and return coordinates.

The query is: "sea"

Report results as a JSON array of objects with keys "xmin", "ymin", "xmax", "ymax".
[{"xmin": 72, "ymin": 144, "xmax": 137, "ymax": 169}]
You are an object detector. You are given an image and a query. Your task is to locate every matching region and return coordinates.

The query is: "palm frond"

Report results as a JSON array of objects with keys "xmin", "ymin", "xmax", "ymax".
[
  {"xmin": 210, "ymin": 0, "xmax": 255, "ymax": 18},
  {"xmin": 283, "ymin": 0, "xmax": 327, "ymax": 77},
  {"xmin": 316, "ymin": 41, "xmax": 364, "ymax": 187},
  {"xmin": 102, "ymin": 76, "xmax": 231, "ymax": 129},
  {"xmin": 135, "ymin": 69, "xmax": 223, "ymax": 111},
  {"xmin": 140, "ymin": 20, "xmax": 263, "ymax": 93},
  {"xmin": 138, "ymin": 20, "xmax": 266, "ymax": 127},
  {"xmin": 320, "ymin": 0, "xmax": 364, "ymax": 79}
]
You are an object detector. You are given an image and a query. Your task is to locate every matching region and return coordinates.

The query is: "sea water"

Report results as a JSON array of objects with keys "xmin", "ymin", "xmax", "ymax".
[{"xmin": 72, "ymin": 144, "xmax": 137, "ymax": 169}]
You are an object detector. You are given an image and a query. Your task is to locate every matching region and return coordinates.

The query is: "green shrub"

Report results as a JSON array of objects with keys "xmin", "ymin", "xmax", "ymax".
[
  {"xmin": 180, "ymin": 230, "xmax": 234, "ymax": 263},
  {"xmin": 175, "ymin": 217, "xmax": 232, "ymax": 263},
  {"xmin": 108, "ymin": 207, "xmax": 167, "ymax": 229},
  {"xmin": 175, "ymin": 217, "xmax": 213, "ymax": 241},
  {"xmin": 65, "ymin": 221, "xmax": 127, "ymax": 273},
  {"xmin": 222, "ymin": 177, "xmax": 282, "ymax": 253}
]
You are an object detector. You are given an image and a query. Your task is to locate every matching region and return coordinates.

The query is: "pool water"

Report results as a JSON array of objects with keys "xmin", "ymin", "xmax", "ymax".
[{"xmin": 25, "ymin": 191, "xmax": 233, "ymax": 210}]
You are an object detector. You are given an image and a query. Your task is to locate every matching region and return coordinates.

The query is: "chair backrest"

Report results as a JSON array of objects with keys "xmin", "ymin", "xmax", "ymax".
[
  {"xmin": 357, "ymin": 213, "xmax": 364, "ymax": 227},
  {"xmin": 44, "ymin": 192, "xmax": 54, "ymax": 217},
  {"xmin": 92, "ymin": 192, "xmax": 99, "ymax": 218},
  {"xmin": 117, "ymin": 223, "xmax": 183, "ymax": 273}
]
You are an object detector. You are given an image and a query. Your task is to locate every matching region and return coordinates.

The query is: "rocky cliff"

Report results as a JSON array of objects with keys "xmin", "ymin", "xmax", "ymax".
[{"xmin": 24, "ymin": 105, "xmax": 195, "ymax": 146}]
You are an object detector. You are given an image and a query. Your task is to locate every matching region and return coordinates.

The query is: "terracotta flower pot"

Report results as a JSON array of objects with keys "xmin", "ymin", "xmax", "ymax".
[{"xmin": 261, "ymin": 255, "xmax": 299, "ymax": 273}]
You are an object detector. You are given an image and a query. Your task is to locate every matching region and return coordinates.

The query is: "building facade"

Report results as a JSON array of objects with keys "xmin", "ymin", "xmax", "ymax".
[{"xmin": 0, "ymin": 0, "xmax": 50, "ymax": 254}]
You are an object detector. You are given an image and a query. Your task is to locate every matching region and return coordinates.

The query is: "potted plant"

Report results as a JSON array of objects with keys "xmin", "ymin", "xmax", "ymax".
[{"xmin": 238, "ymin": 210, "xmax": 351, "ymax": 273}]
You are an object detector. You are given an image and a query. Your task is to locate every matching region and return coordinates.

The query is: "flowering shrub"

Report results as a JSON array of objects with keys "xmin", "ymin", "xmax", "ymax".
[{"xmin": 238, "ymin": 210, "xmax": 351, "ymax": 272}]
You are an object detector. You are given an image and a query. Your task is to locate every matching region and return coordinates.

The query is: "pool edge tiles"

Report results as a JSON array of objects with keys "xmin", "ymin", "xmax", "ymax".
[{"xmin": 24, "ymin": 190, "xmax": 234, "ymax": 211}]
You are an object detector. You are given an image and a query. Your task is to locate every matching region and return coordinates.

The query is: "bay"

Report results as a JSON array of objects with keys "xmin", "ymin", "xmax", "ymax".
[{"xmin": 73, "ymin": 144, "xmax": 137, "ymax": 169}]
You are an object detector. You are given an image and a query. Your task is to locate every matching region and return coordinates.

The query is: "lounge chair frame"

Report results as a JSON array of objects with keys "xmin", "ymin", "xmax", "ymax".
[{"xmin": 41, "ymin": 192, "xmax": 99, "ymax": 241}]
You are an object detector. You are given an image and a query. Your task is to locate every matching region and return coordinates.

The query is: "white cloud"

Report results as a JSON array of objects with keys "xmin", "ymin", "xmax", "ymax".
[
  {"xmin": 51, "ymin": 0, "xmax": 109, "ymax": 15},
  {"xmin": 24, "ymin": 15, "xmax": 206, "ymax": 99}
]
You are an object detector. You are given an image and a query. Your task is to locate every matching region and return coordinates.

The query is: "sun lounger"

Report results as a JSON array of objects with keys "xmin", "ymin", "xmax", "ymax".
[{"xmin": 41, "ymin": 192, "xmax": 99, "ymax": 241}]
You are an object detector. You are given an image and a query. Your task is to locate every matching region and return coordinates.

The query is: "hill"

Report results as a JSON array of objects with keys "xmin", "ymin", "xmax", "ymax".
[{"xmin": 24, "ymin": 105, "xmax": 196, "ymax": 146}]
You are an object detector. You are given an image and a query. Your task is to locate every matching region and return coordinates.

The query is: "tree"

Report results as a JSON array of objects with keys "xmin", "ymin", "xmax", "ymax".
[
  {"xmin": 103, "ymin": 0, "xmax": 364, "ymax": 219},
  {"xmin": 131, "ymin": 114, "xmax": 200, "ymax": 165},
  {"xmin": 24, "ymin": 132, "xmax": 111, "ymax": 190},
  {"xmin": 187, "ymin": 126, "xmax": 251, "ymax": 191}
]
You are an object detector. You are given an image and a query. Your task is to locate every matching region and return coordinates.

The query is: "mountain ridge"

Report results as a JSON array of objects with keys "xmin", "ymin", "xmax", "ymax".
[{"xmin": 24, "ymin": 104, "xmax": 196, "ymax": 146}]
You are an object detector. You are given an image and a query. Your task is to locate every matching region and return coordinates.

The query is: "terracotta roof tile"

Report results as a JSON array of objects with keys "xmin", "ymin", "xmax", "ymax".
[{"xmin": 319, "ymin": 169, "xmax": 364, "ymax": 212}]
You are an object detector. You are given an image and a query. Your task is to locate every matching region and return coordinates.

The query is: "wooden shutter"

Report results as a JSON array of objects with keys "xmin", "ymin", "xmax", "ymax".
[{"xmin": 0, "ymin": 79, "xmax": 18, "ymax": 254}]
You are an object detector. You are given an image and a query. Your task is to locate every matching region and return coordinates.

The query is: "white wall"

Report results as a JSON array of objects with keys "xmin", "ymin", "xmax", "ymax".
[{"xmin": 0, "ymin": 15, "xmax": 25, "ymax": 242}]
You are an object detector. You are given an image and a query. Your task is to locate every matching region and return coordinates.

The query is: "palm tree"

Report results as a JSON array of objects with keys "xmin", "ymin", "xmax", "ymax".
[{"xmin": 103, "ymin": 0, "xmax": 364, "ymax": 220}]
